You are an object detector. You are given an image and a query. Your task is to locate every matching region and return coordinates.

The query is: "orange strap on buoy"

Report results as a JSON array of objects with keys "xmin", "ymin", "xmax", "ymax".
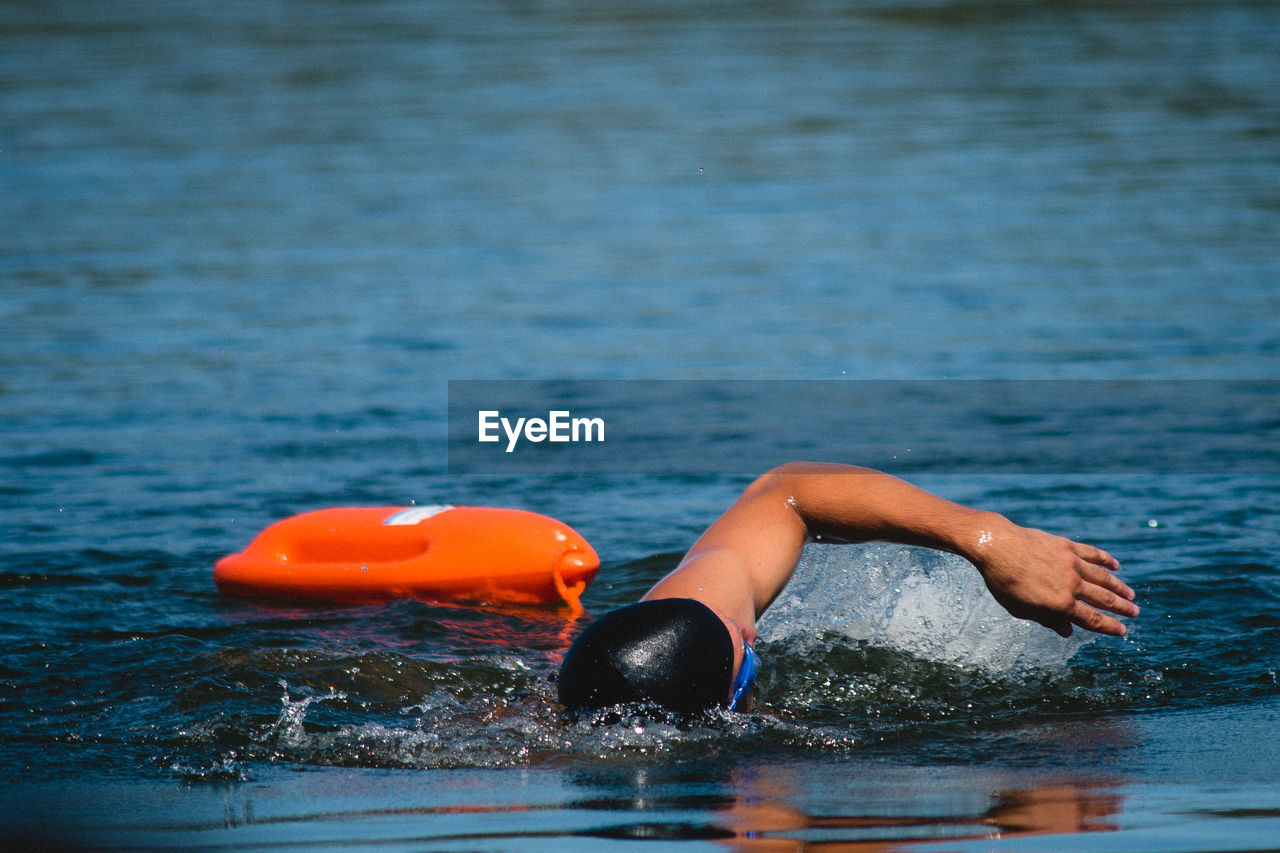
[
  {"xmin": 214, "ymin": 505, "xmax": 599, "ymax": 612},
  {"xmin": 550, "ymin": 562, "xmax": 588, "ymax": 618}
]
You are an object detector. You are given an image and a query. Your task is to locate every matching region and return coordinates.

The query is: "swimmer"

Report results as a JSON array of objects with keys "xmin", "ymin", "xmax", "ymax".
[{"xmin": 558, "ymin": 462, "xmax": 1139, "ymax": 713}]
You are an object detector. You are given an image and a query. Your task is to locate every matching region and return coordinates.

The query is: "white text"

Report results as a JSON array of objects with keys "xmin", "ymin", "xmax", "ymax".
[{"xmin": 477, "ymin": 410, "xmax": 605, "ymax": 453}]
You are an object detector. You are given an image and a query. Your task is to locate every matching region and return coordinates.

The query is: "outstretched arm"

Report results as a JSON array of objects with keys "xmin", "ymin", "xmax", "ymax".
[{"xmin": 644, "ymin": 462, "xmax": 1138, "ymax": 638}]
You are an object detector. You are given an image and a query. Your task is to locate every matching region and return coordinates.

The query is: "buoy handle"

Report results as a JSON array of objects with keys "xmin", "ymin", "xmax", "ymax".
[{"xmin": 551, "ymin": 563, "xmax": 587, "ymax": 618}]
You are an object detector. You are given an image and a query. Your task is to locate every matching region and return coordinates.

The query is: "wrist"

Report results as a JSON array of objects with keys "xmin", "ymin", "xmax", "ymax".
[{"xmin": 954, "ymin": 510, "xmax": 1013, "ymax": 568}]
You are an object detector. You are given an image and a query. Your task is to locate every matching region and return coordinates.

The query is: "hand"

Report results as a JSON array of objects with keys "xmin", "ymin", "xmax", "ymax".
[{"xmin": 970, "ymin": 520, "xmax": 1138, "ymax": 638}]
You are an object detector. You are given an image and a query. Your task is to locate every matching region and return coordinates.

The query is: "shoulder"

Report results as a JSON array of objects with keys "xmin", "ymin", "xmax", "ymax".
[{"xmin": 644, "ymin": 547, "xmax": 758, "ymax": 627}]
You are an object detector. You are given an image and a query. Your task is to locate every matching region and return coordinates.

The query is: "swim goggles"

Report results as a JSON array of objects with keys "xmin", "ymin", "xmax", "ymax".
[{"xmin": 728, "ymin": 638, "xmax": 760, "ymax": 711}]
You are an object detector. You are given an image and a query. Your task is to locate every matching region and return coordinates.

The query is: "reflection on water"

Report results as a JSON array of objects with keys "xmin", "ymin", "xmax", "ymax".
[
  {"xmin": 10, "ymin": 701, "xmax": 1280, "ymax": 851},
  {"xmin": 561, "ymin": 760, "xmax": 1126, "ymax": 851},
  {"xmin": 716, "ymin": 783, "xmax": 1123, "ymax": 851},
  {"xmin": 0, "ymin": 771, "xmax": 1126, "ymax": 851}
]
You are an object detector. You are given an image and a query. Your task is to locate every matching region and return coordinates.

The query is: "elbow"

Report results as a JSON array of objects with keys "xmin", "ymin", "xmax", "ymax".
[
  {"xmin": 760, "ymin": 461, "xmax": 822, "ymax": 481},
  {"xmin": 748, "ymin": 462, "xmax": 808, "ymax": 496},
  {"xmin": 755, "ymin": 461, "xmax": 844, "ymax": 489},
  {"xmin": 744, "ymin": 462, "xmax": 826, "ymax": 508}
]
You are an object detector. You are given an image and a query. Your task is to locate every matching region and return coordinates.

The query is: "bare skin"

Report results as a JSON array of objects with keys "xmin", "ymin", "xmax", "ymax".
[{"xmin": 643, "ymin": 462, "xmax": 1140, "ymax": 688}]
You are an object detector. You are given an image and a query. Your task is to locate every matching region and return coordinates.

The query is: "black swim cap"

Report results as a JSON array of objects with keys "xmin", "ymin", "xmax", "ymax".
[{"xmin": 558, "ymin": 599, "xmax": 734, "ymax": 714}]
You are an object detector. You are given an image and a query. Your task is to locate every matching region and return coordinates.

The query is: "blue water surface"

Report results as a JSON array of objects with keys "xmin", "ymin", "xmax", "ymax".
[{"xmin": 2, "ymin": 0, "xmax": 1278, "ymax": 849}]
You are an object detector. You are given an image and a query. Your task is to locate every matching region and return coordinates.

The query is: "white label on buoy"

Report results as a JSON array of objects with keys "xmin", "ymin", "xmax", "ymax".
[{"xmin": 383, "ymin": 505, "xmax": 455, "ymax": 526}]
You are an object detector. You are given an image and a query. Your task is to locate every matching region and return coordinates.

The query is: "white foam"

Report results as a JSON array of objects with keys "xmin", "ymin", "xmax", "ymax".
[{"xmin": 759, "ymin": 543, "xmax": 1093, "ymax": 674}]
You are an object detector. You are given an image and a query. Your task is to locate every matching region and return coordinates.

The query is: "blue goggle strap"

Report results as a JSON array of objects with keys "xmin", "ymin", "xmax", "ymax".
[{"xmin": 729, "ymin": 639, "xmax": 760, "ymax": 710}]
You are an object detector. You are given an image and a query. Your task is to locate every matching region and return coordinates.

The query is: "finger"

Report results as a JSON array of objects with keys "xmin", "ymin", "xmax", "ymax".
[
  {"xmin": 1068, "ymin": 601, "xmax": 1127, "ymax": 637},
  {"xmin": 1078, "ymin": 581, "xmax": 1140, "ymax": 618},
  {"xmin": 1071, "ymin": 541, "xmax": 1119, "ymax": 570},
  {"xmin": 1076, "ymin": 558, "xmax": 1136, "ymax": 601}
]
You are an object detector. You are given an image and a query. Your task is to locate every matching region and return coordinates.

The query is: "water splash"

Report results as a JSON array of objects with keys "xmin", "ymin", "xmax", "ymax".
[
  {"xmin": 160, "ymin": 547, "xmax": 1144, "ymax": 778},
  {"xmin": 759, "ymin": 543, "xmax": 1094, "ymax": 674},
  {"xmin": 268, "ymin": 681, "xmax": 349, "ymax": 748}
]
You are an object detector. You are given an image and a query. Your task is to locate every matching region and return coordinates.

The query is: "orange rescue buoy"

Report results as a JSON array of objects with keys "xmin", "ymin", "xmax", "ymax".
[{"xmin": 215, "ymin": 505, "xmax": 599, "ymax": 615}]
